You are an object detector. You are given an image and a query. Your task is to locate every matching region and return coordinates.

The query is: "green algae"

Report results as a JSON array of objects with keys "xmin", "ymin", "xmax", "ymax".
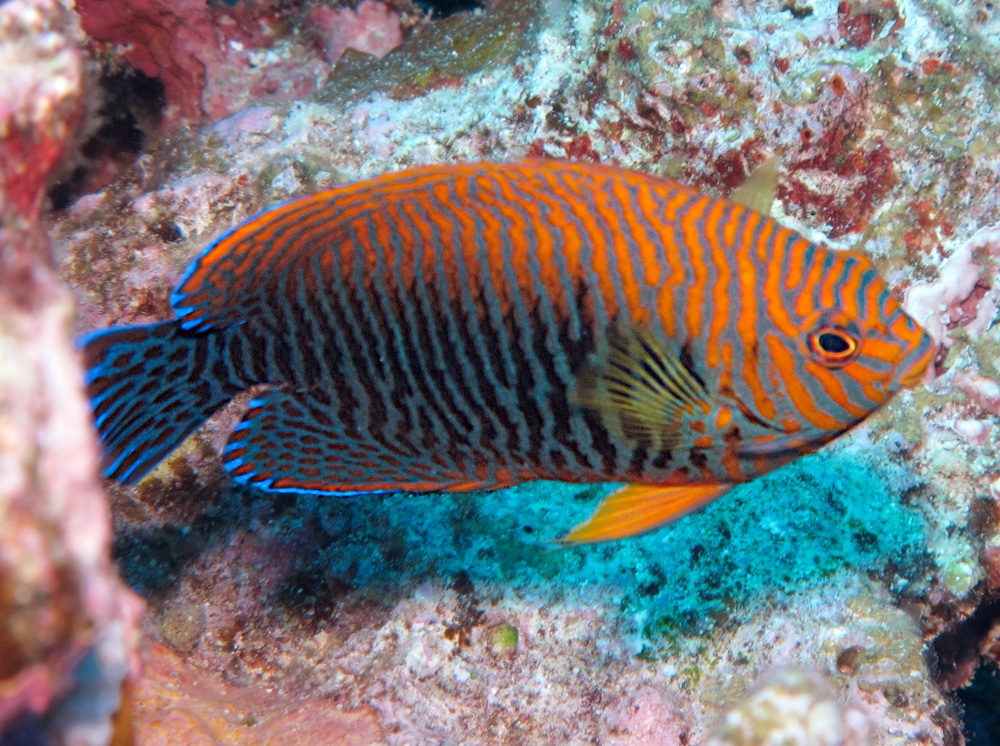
[
  {"xmin": 487, "ymin": 622, "xmax": 519, "ymax": 655},
  {"xmin": 316, "ymin": 0, "xmax": 543, "ymax": 105},
  {"xmin": 615, "ymin": 452, "xmax": 927, "ymax": 644},
  {"xmin": 909, "ymin": 0, "xmax": 1000, "ymax": 90},
  {"xmin": 870, "ymin": 395, "xmax": 927, "ymax": 446},
  {"xmin": 629, "ymin": 0, "xmax": 755, "ymax": 120},
  {"xmin": 273, "ymin": 445, "xmax": 929, "ymax": 659},
  {"xmin": 952, "ymin": 326, "xmax": 1000, "ymax": 383},
  {"xmin": 872, "ymin": 55, "xmax": 969, "ymax": 129}
]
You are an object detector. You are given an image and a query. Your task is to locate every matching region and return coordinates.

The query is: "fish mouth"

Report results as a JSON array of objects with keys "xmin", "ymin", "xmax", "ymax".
[{"xmin": 895, "ymin": 330, "xmax": 935, "ymax": 389}]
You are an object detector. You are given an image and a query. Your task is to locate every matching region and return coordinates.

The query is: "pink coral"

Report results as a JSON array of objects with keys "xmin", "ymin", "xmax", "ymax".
[
  {"xmin": 773, "ymin": 67, "xmax": 897, "ymax": 239},
  {"xmin": 76, "ymin": 0, "xmax": 327, "ymax": 123},
  {"xmin": 136, "ymin": 642, "xmax": 383, "ymax": 745},
  {"xmin": 905, "ymin": 244, "xmax": 983, "ymax": 344},
  {"xmin": 0, "ymin": 0, "xmax": 84, "ymax": 220},
  {"xmin": 308, "ymin": 0, "xmax": 404, "ymax": 65},
  {"xmin": 45, "ymin": 0, "xmax": 1000, "ymax": 742},
  {"xmin": 601, "ymin": 687, "xmax": 689, "ymax": 746},
  {"xmin": 707, "ymin": 669, "xmax": 871, "ymax": 746},
  {"xmin": 0, "ymin": 0, "xmax": 142, "ymax": 740}
]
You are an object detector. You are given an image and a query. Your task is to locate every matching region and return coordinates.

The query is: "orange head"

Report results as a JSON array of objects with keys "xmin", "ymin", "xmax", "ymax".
[{"xmin": 727, "ymin": 238, "xmax": 934, "ymax": 464}]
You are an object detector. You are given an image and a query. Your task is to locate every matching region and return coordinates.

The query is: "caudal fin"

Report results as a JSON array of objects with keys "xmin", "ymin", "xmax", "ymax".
[{"xmin": 80, "ymin": 321, "xmax": 242, "ymax": 484}]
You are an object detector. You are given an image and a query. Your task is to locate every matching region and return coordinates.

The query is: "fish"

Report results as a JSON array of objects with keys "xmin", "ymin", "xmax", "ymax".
[{"xmin": 79, "ymin": 159, "xmax": 935, "ymax": 543}]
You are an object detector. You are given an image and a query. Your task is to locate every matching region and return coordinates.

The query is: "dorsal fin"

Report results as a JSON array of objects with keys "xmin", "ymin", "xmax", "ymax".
[
  {"xmin": 169, "ymin": 165, "xmax": 477, "ymax": 332},
  {"xmin": 573, "ymin": 325, "xmax": 711, "ymax": 451},
  {"xmin": 730, "ymin": 155, "xmax": 780, "ymax": 216}
]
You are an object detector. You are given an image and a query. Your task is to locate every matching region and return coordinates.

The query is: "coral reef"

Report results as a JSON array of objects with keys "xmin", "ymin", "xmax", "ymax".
[
  {"xmin": 134, "ymin": 642, "xmax": 382, "ymax": 744},
  {"xmin": 0, "ymin": 0, "xmax": 142, "ymax": 742},
  {"xmin": 309, "ymin": 0, "xmax": 405, "ymax": 65},
  {"xmin": 707, "ymin": 669, "xmax": 870, "ymax": 746},
  {"xmin": 26, "ymin": 0, "xmax": 1000, "ymax": 742},
  {"xmin": 75, "ymin": 0, "xmax": 420, "ymax": 124},
  {"xmin": 78, "ymin": 0, "xmax": 293, "ymax": 121}
]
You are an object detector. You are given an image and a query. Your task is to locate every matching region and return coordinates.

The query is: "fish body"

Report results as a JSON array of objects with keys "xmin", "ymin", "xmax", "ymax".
[{"xmin": 81, "ymin": 160, "xmax": 934, "ymax": 542}]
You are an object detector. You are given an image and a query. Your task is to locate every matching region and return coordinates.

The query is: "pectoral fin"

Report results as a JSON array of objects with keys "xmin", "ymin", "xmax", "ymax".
[
  {"xmin": 559, "ymin": 483, "xmax": 731, "ymax": 544},
  {"xmin": 573, "ymin": 325, "xmax": 711, "ymax": 452}
]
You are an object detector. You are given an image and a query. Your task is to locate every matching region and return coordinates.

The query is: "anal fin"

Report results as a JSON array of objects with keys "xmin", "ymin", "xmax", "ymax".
[
  {"xmin": 559, "ymin": 483, "xmax": 731, "ymax": 544},
  {"xmin": 224, "ymin": 387, "xmax": 487, "ymax": 495}
]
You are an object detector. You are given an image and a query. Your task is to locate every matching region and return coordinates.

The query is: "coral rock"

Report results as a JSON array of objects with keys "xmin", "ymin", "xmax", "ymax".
[
  {"xmin": 51, "ymin": 0, "xmax": 1000, "ymax": 742},
  {"xmin": 707, "ymin": 669, "xmax": 870, "ymax": 746},
  {"xmin": 134, "ymin": 642, "xmax": 383, "ymax": 745},
  {"xmin": 76, "ymin": 0, "xmax": 330, "ymax": 123},
  {"xmin": 0, "ymin": 0, "xmax": 142, "ymax": 741},
  {"xmin": 308, "ymin": 0, "xmax": 404, "ymax": 65},
  {"xmin": 601, "ymin": 687, "xmax": 689, "ymax": 746}
]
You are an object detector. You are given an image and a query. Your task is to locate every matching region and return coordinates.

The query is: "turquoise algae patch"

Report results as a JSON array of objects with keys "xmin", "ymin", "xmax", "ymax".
[{"xmin": 301, "ymin": 448, "xmax": 926, "ymax": 642}]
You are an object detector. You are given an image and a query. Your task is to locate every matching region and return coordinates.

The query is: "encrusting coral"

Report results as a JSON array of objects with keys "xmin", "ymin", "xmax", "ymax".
[
  {"xmin": 707, "ymin": 669, "xmax": 870, "ymax": 746},
  {"xmin": 0, "ymin": 0, "xmax": 143, "ymax": 742}
]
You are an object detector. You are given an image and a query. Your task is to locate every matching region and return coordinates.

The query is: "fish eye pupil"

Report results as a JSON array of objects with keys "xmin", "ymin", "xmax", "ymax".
[
  {"xmin": 818, "ymin": 331, "xmax": 850, "ymax": 354},
  {"xmin": 807, "ymin": 326, "xmax": 858, "ymax": 366}
]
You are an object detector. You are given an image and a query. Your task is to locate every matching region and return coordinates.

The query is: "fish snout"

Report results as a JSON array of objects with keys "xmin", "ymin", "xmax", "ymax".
[{"xmin": 895, "ymin": 328, "xmax": 935, "ymax": 390}]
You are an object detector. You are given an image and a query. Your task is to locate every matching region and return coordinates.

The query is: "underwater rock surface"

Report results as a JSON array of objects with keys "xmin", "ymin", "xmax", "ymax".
[
  {"xmin": 74, "ymin": 0, "xmax": 419, "ymax": 125},
  {"xmin": 17, "ymin": 0, "xmax": 1000, "ymax": 742},
  {"xmin": 0, "ymin": 0, "xmax": 143, "ymax": 743}
]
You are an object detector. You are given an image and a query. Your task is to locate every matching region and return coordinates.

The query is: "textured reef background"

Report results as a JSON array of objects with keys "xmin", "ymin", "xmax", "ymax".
[{"xmin": 2, "ymin": 0, "xmax": 1000, "ymax": 743}]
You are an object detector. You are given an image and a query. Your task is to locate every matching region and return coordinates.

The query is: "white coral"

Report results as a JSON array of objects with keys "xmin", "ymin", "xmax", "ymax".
[{"xmin": 708, "ymin": 669, "xmax": 870, "ymax": 746}]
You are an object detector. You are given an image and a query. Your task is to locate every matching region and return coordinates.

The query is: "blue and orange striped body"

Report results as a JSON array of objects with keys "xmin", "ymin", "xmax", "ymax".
[{"xmin": 81, "ymin": 161, "xmax": 934, "ymax": 542}]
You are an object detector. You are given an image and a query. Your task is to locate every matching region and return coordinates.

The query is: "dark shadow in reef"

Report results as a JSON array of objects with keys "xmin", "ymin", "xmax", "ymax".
[
  {"xmin": 934, "ymin": 597, "xmax": 1000, "ymax": 691},
  {"xmin": 0, "ymin": 714, "xmax": 52, "ymax": 746},
  {"xmin": 111, "ymin": 486, "xmax": 254, "ymax": 598},
  {"xmin": 47, "ymin": 62, "xmax": 165, "ymax": 211},
  {"xmin": 958, "ymin": 663, "xmax": 1000, "ymax": 746},
  {"xmin": 111, "ymin": 449, "xmax": 930, "ymax": 640},
  {"xmin": 415, "ymin": 0, "xmax": 485, "ymax": 18}
]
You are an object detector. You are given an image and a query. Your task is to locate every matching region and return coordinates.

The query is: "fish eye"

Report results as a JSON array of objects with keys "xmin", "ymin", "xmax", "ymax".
[{"xmin": 808, "ymin": 326, "xmax": 858, "ymax": 367}]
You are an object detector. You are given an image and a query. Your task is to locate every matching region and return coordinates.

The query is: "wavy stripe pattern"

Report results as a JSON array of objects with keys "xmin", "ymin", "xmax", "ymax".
[{"xmin": 84, "ymin": 160, "xmax": 933, "ymax": 491}]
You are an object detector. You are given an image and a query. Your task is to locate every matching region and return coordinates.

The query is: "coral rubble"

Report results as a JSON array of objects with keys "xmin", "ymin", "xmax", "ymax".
[
  {"xmin": 28, "ymin": 0, "xmax": 1000, "ymax": 742},
  {"xmin": 0, "ymin": 0, "xmax": 142, "ymax": 742}
]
